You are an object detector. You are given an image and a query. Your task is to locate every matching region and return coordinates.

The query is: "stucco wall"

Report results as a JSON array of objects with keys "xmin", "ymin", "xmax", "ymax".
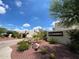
[{"xmin": 47, "ymin": 31, "xmax": 71, "ymax": 45}]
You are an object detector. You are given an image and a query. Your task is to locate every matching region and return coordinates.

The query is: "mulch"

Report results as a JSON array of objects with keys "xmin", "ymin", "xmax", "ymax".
[{"xmin": 11, "ymin": 40, "xmax": 79, "ymax": 59}]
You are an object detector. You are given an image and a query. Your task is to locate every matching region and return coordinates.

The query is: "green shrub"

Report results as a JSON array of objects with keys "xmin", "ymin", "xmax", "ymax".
[
  {"xmin": 40, "ymin": 48, "xmax": 48, "ymax": 55},
  {"xmin": 48, "ymin": 37, "xmax": 57, "ymax": 44},
  {"xmin": 32, "ymin": 30, "xmax": 47, "ymax": 40},
  {"xmin": 17, "ymin": 41, "xmax": 29, "ymax": 52},
  {"xmin": 68, "ymin": 42, "xmax": 79, "ymax": 53},
  {"xmin": 0, "ymin": 28, "xmax": 7, "ymax": 37},
  {"xmin": 67, "ymin": 29, "xmax": 79, "ymax": 53},
  {"xmin": 49, "ymin": 53, "xmax": 56, "ymax": 59},
  {"xmin": 17, "ymin": 40, "xmax": 28, "ymax": 44}
]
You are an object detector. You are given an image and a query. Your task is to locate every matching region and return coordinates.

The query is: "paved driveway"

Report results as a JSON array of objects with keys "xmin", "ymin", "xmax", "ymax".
[{"xmin": 0, "ymin": 39, "xmax": 23, "ymax": 59}]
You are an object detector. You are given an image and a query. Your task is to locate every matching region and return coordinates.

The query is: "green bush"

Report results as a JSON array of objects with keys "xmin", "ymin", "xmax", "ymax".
[
  {"xmin": 0, "ymin": 28, "xmax": 7, "ymax": 37},
  {"xmin": 49, "ymin": 53, "xmax": 56, "ymax": 59},
  {"xmin": 67, "ymin": 29, "xmax": 79, "ymax": 53},
  {"xmin": 48, "ymin": 37, "xmax": 57, "ymax": 44},
  {"xmin": 40, "ymin": 48, "xmax": 48, "ymax": 55},
  {"xmin": 17, "ymin": 40, "xmax": 26, "ymax": 44},
  {"xmin": 17, "ymin": 41, "xmax": 29, "ymax": 52},
  {"xmin": 32, "ymin": 30, "xmax": 47, "ymax": 40},
  {"xmin": 7, "ymin": 31, "xmax": 20, "ymax": 38},
  {"xmin": 18, "ymin": 40, "xmax": 31, "ymax": 45},
  {"xmin": 68, "ymin": 42, "xmax": 79, "ymax": 53}
]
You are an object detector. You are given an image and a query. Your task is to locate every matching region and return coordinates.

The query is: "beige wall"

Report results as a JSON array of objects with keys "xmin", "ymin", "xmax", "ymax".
[
  {"xmin": 47, "ymin": 31, "xmax": 71, "ymax": 45},
  {"xmin": 54, "ymin": 22, "xmax": 79, "ymax": 31},
  {"xmin": 50, "ymin": 22, "xmax": 79, "ymax": 44}
]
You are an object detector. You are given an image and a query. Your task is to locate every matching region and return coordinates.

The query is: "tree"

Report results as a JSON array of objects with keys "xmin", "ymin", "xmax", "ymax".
[
  {"xmin": 50, "ymin": 0, "xmax": 79, "ymax": 27},
  {"xmin": 0, "ymin": 28, "xmax": 7, "ymax": 37},
  {"xmin": 50, "ymin": 0, "xmax": 79, "ymax": 53},
  {"xmin": 7, "ymin": 31, "xmax": 19, "ymax": 38}
]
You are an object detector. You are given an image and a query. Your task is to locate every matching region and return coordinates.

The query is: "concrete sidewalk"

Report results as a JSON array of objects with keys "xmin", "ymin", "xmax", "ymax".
[
  {"xmin": 0, "ymin": 39, "xmax": 23, "ymax": 59},
  {"xmin": 0, "ymin": 39, "xmax": 23, "ymax": 48},
  {"xmin": 0, "ymin": 47, "xmax": 12, "ymax": 59}
]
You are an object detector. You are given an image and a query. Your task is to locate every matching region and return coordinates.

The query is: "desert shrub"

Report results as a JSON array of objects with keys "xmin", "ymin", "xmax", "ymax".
[
  {"xmin": 49, "ymin": 53, "xmax": 56, "ymax": 59},
  {"xmin": 48, "ymin": 37, "xmax": 57, "ymax": 44},
  {"xmin": 32, "ymin": 34, "xmax": 39, "ymax": 40},
  {"xmin": 40, "ymin": 48, "xmax": 48, "ymax": 55},
  {"xmin": 32, "ymin": 30, "xmax": 47, "ymax": 40},
  {"xmin": 17, "ymin": 40, "xmax": 29, "ymax": 52},
  {"xmin": 17, "ymin": 40, "xmax": 28, "ymax": 44}
]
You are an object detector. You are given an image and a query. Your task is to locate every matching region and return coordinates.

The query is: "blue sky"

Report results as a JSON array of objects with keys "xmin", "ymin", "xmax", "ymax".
[{"xmin": 0, "ymin": 0, "xmax": 56, "ymax": 31}]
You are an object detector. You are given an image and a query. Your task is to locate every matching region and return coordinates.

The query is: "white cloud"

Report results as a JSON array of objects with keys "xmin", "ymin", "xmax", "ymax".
[
  {"xmin": 13, "ymin": 28, "xmax": 29, "ymax": 33},
  {"xmin": 32, "ymin": 26, "xmax": 53, "ymax": 32},
  {"xmin": 32, "ymin": 26, "xmax": 53, "ymax": 31},
  {"xmin": 13, "ymin": 28, "xmax": 23, "ymax": 31},
  {"xmin": 0, "ymin": 0, "xmax": 9, "ymax": 8},
  {"xmin": 51, "ymin": 20, "xmax": 60, "ymax": 26},
  {"xmin": 32, "ymin": 26, "xmax": 43, "ymax": 32},
  {"xmin": 7, "ymin": 24, "xmax": 15, "ymax": 26},
  {"xmin": 0, "ymin": 0, "xmax": 4, "ymax": 6},
  {"xmin": 5, "ymin": 5, "xmax": 9, "ymax": 9},
  {"xmin": 43, "ymin": 27, "xmax": 53, "ymax": 31},
  {"xmin": 23, "ymin": 23, "xmax": 30, "ymax": 27},
  {"xmin": 15, "ymin": 0, "xmax": 22, "ymax": 7},
  {"xmin": 0, "ymin": 0, "xmax": 9, "ymax": 14},
  {"xmin": 46, "ymin": 27, "xmax": 52, "ymax": 31},
  {"xmin": 0, "ymin": 6, "xmax": 6, "ymax": 14},
  {"xmin": 33, "ymin": 26, "xmax": 42, "ymax": 30}
]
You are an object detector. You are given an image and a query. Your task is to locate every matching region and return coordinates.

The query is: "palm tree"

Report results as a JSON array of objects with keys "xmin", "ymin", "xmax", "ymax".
[{"xmin": 50, "ymin": 0, "xmax": 79, "ymax": 27}]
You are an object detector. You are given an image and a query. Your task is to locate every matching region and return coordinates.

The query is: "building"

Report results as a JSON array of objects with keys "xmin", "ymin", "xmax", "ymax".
[{"xmin": 47, "ymin": 22, "xmax": 79, "ymax": 45}]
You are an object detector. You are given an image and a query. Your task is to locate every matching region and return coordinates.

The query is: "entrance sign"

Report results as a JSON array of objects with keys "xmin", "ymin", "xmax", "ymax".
[{"xmin": 48, "ymin": 31, "xmax": 63, "ymax": 36}]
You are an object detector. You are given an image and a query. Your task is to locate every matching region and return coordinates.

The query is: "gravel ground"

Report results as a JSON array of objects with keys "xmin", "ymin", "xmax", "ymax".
[{"xmin": 11, "ymin": 40, "xmax": 79, "ymax": 59}]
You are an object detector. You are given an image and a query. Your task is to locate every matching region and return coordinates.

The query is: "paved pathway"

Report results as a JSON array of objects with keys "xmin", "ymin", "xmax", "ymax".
[
  {"xmin": 0, "ymin": 39, "xmax": 23, "ymax": 59},
  {"xmin": 0, "ymin": 39, "xmax": 22, "ymax": 48},
  {"xmin": 0, "ymin": 47, "xmax": 12, "ymax": 59}
]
